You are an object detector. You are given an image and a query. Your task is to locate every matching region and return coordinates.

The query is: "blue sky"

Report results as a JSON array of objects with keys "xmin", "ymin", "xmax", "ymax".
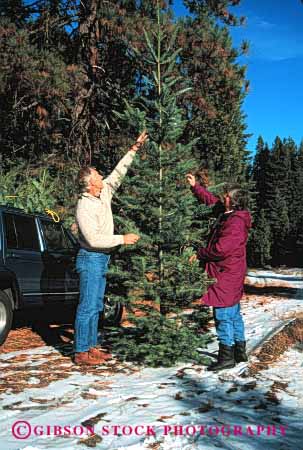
[{"xmin": 174, "ymin": 0, "xmax": 303, "ymax": 154}]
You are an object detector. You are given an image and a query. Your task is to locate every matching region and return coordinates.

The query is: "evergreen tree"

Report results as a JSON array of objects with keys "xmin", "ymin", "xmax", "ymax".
[
  {"xmin": 282, "ymin": 137, "xmax": 297, "ymax": 207},
  {"xmin": 108, "ymin": 2, "xmax": 212, "ymax": 367},
  {"xmin": 263, "ymin": 137, "xmax": 291, "ymax": 208},
  {"xmin": 296, "ymin": 216, "xmax": 303, "ymax": 267},
  {"xmin": 290, "ymin": 142, "xmax": 303, "ymax": 266},
  {"xmin": 0, "ymin": 0, "xmax": 29, "ymax": 26},
  {"xmin": 249, "ymin": 135, "xmax": 303, "ymax": 267},
  {"xmin": 178, "ymin": 1, "xmax": 249, "ymax": 181},
  {"xmin": 0, "ymin": 1, "xmax": 145, "ymax": 168},
  {"xmin": 263, "ymin": 137, "xmax": 294, "ymax": 264},
  {"xmin": 266, "ymin": 187, "xmax": 290, "ymax": 265},
  {"xmin": 184, "ymin": 0, "xmax": 246, "ymax": 26},
  {"xmin": 0, "ymin": 14, "xmax": 71, "ymax": 166},
  {"xmin": 248, "ymin": 209, "xmax": 271, "ymax": 268},
  {"xmin": 0, "ymin": 0, "xmax": 250, "ymax": 178},
  {"xmin": 252, "ymin": 136, "xmax": 271, "ymax": 209}
]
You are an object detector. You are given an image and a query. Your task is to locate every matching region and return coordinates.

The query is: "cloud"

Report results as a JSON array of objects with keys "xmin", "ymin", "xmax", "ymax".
[
  {"xmin": 255, "ymin": 19, "xmax": 275, "ymax": 29},
  {"xmin": 232, "ymin": 14, "xmax": 303, "ymax": 61}
]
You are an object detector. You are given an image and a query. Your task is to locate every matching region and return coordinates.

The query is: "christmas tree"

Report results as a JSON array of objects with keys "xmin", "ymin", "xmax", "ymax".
[{"xmin": 107, "ymin": 1, "xmax": 212, "ymax": 367}]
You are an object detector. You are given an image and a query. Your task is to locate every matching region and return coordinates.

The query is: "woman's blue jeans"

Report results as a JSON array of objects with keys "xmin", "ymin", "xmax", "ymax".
[
  {"xmin": 74, "ymin": 248, "xmax": 110, "ymax": 353},
  {"xmin": 213, "ymin": 303, "xmax": 246, "ymax": 346}
]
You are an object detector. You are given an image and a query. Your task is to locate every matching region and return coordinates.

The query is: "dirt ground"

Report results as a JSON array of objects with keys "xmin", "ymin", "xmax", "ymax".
[
  {"xmin": 0, "ymin": 291, "xmax": 295, "ymax": 355},
  {"xmin": 249, "ymin": 317, "xmax": 303, "ymax": 375},
  {"xmin": 0, "ymin": 308, "xmax": 141, "ymax": 396}
]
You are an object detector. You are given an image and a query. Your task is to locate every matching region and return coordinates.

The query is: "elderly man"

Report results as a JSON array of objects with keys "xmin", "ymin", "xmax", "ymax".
[{"xmin": 74, "ymin": 131, "xmax": 148, "ymax": 365}]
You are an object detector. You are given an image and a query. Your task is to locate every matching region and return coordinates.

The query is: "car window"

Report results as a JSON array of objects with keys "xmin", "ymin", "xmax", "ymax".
[
  {"xmin": 4, "ymin": 213, "xmax": 40, "ymax": 251},
  {"xmin": 3, "ymin": 214, "xmax": 18, "ymax": 249},
  {"xmin": 41, "ymin": 220, "xmax": 74, "ymax": 251}
]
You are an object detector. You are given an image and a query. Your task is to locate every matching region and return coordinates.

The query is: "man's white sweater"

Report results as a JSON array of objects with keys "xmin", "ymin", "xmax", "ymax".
[{"xmin": 76, "ymin": 150, "xmax": 136, "ymax": 252}]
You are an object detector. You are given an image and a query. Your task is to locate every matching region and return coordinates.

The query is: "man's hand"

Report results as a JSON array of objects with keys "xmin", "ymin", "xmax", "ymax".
[
  {"xmin": 123, "ymin": 233, "xmax": 140, "ymax": 245},
  {"xmin": 186, "ymin": 173, "xmax": 196, "ymax": 187},
  {"xmin": 131, "ymin": 130, "xmax": 148, "ymax": 152},
  {"xmin": 189, "ymin": 254, "xmax": 198, "ymax": 264}
]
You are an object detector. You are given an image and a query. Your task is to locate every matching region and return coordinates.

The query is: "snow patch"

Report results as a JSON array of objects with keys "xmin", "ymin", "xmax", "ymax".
[{"xmin": 1, "ymin": 270, "xmax": 303, "ymax": 449}]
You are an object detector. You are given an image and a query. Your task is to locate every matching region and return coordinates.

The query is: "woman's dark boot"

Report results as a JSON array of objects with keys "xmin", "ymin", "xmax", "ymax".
[
  {"xmin": 207, "ymin": 343, "xmax": 235, "ymax": 372},
  {"xmin": 234, "ymin": 341, "xmax": 248, "ymax": 363}
]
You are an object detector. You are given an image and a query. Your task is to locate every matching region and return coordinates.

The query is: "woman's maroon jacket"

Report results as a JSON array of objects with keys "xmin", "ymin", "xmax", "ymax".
[{"xmin": 192, "ymin": 183, "xmax": 252, "ymax": 308}]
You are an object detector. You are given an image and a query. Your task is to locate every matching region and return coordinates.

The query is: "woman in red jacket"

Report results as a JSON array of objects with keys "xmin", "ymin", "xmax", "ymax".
[{"xmin": 187, "ymin": 173, "xmax": 252, "ymax": 372}]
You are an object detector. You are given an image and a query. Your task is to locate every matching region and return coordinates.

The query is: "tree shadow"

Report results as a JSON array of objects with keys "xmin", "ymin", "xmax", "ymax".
[
  {"xmin": 245, "ymin": 285, "xmax": 301, "ymax": 298},
  {"xmin": 10, "ymin": 304, "xmax": 115, "ymax": 357},
  {"xmin": 11, "ymin": 304, "xmax": 76, "ymax": 355},
  {"xmin": 165, "ymin": 365, "xmax": 301, "ymax": 449}
]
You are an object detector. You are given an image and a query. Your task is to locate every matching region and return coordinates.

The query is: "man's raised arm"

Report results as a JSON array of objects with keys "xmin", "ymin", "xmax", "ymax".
[{"xmin": 105, "ymin": 130, "xmax": 148, "ymax": 193}]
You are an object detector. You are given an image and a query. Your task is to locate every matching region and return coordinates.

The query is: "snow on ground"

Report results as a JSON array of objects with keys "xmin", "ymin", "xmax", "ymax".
[
  {"xmin": 245, "ymin": 268, "xmax": 303, "ymax": 289},
  {"xmin": 0, "ymin": 270, "xmax": 303, "ymax": 450}
]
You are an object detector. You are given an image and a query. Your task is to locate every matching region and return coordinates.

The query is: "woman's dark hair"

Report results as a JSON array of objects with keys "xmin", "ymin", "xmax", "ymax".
[{"xmin": 225, "ymin": 183, "xmax": 249, "ymax": 210}]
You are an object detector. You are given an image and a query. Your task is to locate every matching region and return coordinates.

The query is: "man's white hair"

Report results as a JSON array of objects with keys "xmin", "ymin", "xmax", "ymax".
[{"xmin": 78, "ymin": 166, "xmax": 94, "ymax": 193}]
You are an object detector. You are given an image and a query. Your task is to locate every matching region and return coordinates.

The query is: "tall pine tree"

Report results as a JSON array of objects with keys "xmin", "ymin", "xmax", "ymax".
[
  {"xmin": 178, "ymin": 0, "xmax": 249, "ymax": 181},
  {"xmin": 252, "ymin": 136, "xmax": 271, "ymax": 209},
  {"xmin": 108, "ymin": 2, "xmax": 212, "ymax": 367},
  {"xmin": 290, "ymin": 142, "xmax": 303, "ymax": 265}
]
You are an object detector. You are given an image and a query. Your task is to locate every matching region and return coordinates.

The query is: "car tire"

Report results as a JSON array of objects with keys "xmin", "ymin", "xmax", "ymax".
[
  {"xmin": 0, "ymin": 291, "xmax": 13, "ymax": 346},
  {"xmin": 100, "ymin": 296, "xmax": 123, "ymax": 327}
]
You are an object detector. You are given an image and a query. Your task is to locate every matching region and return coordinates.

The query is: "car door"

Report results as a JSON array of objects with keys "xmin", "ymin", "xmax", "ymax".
[
  {"xmin": 39, "ymin": 219, "xmax": 79, "ymax": 303},
  {"xmin": 3, "ymin": 212, "xmax": 45, "ymax": 306}
]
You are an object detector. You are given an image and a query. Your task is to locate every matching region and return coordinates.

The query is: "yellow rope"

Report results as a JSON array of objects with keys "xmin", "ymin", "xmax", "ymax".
[
  {"xmin": 4, "ymin": 197, "xmax": 60, "ymax": 223},
  {"xmin": 45, "ymin": 209, "xmax": 60, "ymax": 223}
]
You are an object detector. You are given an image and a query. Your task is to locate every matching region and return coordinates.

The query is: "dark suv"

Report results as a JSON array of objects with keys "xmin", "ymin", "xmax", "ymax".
[{"xmin": 0, "ymin": 205, "xmax": 123, "ymax": 345}]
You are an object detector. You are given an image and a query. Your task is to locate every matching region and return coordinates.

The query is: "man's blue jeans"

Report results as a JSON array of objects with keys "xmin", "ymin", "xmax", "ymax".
[
  {"xmin": 74, "ymin": 248, "xmax": 110, "ymax": 353},
  {"xmin": 213, "ymin": 303, "xmax": 246, "ymax": 346}
]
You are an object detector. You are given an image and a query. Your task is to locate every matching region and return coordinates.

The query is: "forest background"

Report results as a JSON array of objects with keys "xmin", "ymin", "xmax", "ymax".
[{"xmin": 0, "ymin": 0, "xmax": 302, "ymax": 364}]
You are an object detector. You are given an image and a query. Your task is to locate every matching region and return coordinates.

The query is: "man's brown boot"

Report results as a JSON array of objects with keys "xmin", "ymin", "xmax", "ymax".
[
  {"xmin": 89, "ymin": 347, "xmax": 112, "ymax": 361},
  {"xmin": 74, "ymin": 351, "xmax": 100, "ymax": 366}
]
